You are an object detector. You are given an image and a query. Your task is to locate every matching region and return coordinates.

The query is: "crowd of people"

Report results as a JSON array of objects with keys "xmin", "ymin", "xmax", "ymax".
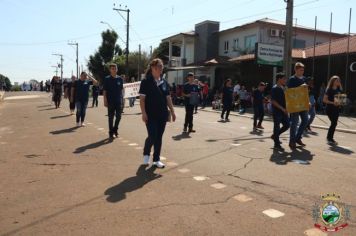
[{"xmin": 45, "ymin": 59, "xmax": 346, "ymax": 168}]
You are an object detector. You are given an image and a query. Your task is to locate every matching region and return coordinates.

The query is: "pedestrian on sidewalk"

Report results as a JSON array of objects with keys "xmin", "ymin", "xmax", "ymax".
[
  {"xmin": 287, "ymin": 62, "xmax": 309, "ymax": 149},
  {"xmin": 103, "ymin": 64, "xmax": 124, "ymax": 138},
  {"xmin": 323, "ymin": 75, "xmax": 342, "ymax": 145},
  {"xmin": 239, "ymin": 85, "xmax": 248, "ymax": 114},
  {"xmin": 221, "ymin": 78, "xmax": 233, "ymax": 122},
  {"xmin": 271, "ymin": 73, "xmax": 290, "ymax": 150},
  {"xmin": 183, "ymin": 72, "xmax": 199, "ymax": 133},
  {"xmin": 51, "ymin": 76, "xmax": 62, "ymax": 109},
  {"xmin": 91, "ymin": 83, "xmax": 99, "ymax": 107},
  {"xmin": 306, "ymin": 77, "xmax": 316, "ymax": 132},
  {"xmin": 71, "ymin": 72, "xmax": 98, "ymax": 127},
  {"xmin": 139, "ymin": 58, "xmax": 176, "ymax": 168},
  {"xmin": 252, "ymin": 82, "xmax": 266, "ymax": 131},
  {"xmin": 65, "ymin": 76, "xmax": 76, "ymax": 114}
]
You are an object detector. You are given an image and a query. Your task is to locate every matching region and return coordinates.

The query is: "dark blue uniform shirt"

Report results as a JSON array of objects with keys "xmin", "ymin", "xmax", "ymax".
[
  {"xmin": 287, "ymin": 75, "xmax": 305, "ymax": 88},
  {"xmin": 271, "ymin": 85, "xmax": 286, "ymax": 116},
  {"xmin": 74, "ymin": 79, "xmax": 93, "ymax": 102},
  {"xmin": 103, "ymin": 75, "xmax": 123, "ymax": 105}
]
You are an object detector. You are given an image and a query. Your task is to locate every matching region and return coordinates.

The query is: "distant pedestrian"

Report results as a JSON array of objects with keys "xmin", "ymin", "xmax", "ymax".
[
  {"xmin": 66, "ymin": 76, "xmax": 76, "ymax": 114},
  {"xmin": 220, "ymin": 79, "xmax": 233, "ymax": 122},
  {"xmin": 252, "ymin": 82, "xmax": 266, "ymax": 130},
  {"xmin": 239, "ymin": 85, "xmax": 248, "ymax": 113},
  {"xmin": 193, "ymin": 79, "xmax": 201, "ymax": 114},
  {"xmin": 139, "ymin": 58, "xmax": 176, "ymax": 168},
  {"xmin": 323, "ymin": 75, "xmax": 342, "ymax": 145},
  {"xmin": 306, "ymin": 77, "xmax": 316, "ymax": 132},
  {"xmin": 270, "ymin": 73, "xmax": 290, "ymax": 150},
  {"xmin": 51, "ymin": 76, "xmax": 62, "ymax": 109},
  {"xmin": 92, "ymin": 83, "xmax": 99, "ymax": 107},
  {"xmin": 103, "ymin": 64, "xmax": 124, "ymax": 138},
  {"xmin": 183, "ymin": 72, "xmax": 199, "ymax": 133},
  {"xmin": 201, "ymin": 82, "xmax": 209, "ymax": 108},
  {"xmin": 287, "ymin": 62, "xmax": 309, "ymax": 149},
  {"xmin": 71, "ymin": 72, "xmax": 98, "ymax": 127}
]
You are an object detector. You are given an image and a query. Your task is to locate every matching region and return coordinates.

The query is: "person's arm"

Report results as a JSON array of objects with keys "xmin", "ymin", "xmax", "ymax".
[
  {"xmin": 103, "ymin": 91, "xmax": 108, "ymax": 107},
  {"xmin": 166, "ymin": 96, "xmax": 176, "ymax": 122},
  {"xmin": 271, "ymin": 100, "xmax": 287, "ymax": 115},
  {"xmin": 140, "ymin": 96, "xmax": 147, "ymax": 123}
]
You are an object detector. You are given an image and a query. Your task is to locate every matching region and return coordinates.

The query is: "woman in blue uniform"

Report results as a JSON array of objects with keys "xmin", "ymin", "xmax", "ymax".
[
  {"xmin": 220, "ymin": 79, "xmax": 233, "ymax": 121},
  {"xmin": 139, "ymin": 58, "xmax": 176, "ymax": 168}
]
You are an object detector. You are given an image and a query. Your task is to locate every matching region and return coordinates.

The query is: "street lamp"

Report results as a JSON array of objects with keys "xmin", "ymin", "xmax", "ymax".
[{"xmin": 100, "ymin": 21, "xmax": 114, "ymax": 31}]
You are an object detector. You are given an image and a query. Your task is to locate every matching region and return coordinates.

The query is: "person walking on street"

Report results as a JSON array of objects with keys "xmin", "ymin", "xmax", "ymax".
[
  {"xmin": 65, "ymin": 76, "xmax": 76, "ymax": 114},
  {"xmin": 183, "ymin": 72, "xmax": 199, "ymax": 133},
  {"xmin": 193, "ymin": 79, "xmax": 202, "ymax": 114},
  {"xmin": 92, "ymin": 83, "xmax": 99, "ymax": 107},
  {"xmin": 139, "ymin": 58, "xmax": 176, "ymax": 168},
  {"xmin": 323, "ymin": 75, "xmax": 342, "ymax": 145},
  {"xmin": 71, "ymin": 72, "xmax": 98, "ymax": 127},
  {"xmin": 270, "ymin": 73, "xmax": 290, "ymax": 150},
  {"xmin": 201, "ymin": 82, "xmax": 209, "ymax": 108},
  {"xmin": 252, "ymin": 82, "xmax": 266, "ymax": 131},
  {"xmin": 103, "ymin": 64, "xmax": 124, "ymax": 138},
  {"xmin": 287, "ymin": 62, "xmax": 309, "ymax": 149},
  {"xmin": 51, "ymin": 76, "xmax": 62, "ymax": 109},
  {"xmin": 221, "ymin": 79, "xmax": 233, "ymax": 122}
]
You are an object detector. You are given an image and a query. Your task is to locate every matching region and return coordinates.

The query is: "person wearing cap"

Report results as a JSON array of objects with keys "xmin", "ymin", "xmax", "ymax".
[
  {"xmin": 103, "ymin": 64, "xmax": 124, "ymax": 138},
  {"xmin": 183, "ymin": 72, "xmax": 199, "ymax": 133},
  {"xmin": 252, "ymin": 82, "xmax": 267, "ymax": 130},
  {"xmin": 287, "ymin": 62, "xmax": 309, "ymax": 149},
  {"xmin": 270, "ymin": 73, "xmax": 290, "ymax": 150},
  {"xmin": 306, "ymin": 77, "xmax": 316, "ymax": 132}
]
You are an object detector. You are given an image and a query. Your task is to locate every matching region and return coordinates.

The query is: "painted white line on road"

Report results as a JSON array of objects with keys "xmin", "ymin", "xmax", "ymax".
[
  {"xmin": 128, "ymin": 143, "xmax": 138, "ymax": 146},
  {"xmin": 240, "ymin": 126, "xmax": 247, "ymax": 130},
  {"xmin": 193, "ymin": 176, "xmax": 209, "ymax": 181},
  {"xmin": 304, "ymin": 228, "xmax": 328, "ymax": 236},
  {"xmin": 160, "ymin": 156, "xmax": 167, "ymax": 161},
  {"xmin": 4, "ymin": 95, "xmax": 41, "ymax": 100},
  {"xmin": 135, "ymin": 147, "xmax": 143, "ymax": 150},
  {"xmin": 262, "ymin": 209, "xmax": 285, "ymax": 218},
  {"xmin": 178, "ymin": 168, "xmax": 190, "ymax": 173},
  {"xmin": 122, "ymin": 140, "xmax": 129, "ymax": 143},
  {"xmin": 97, "ymin": 128, "xmax": 104, "ymax": 131},
  {"xmin": 231, "ymin": 143, "xmax": 242, "ymax": 147},
  {"xmin": 166, "ymin": 161, "xmax": 178, "ymax": 167},
  {"xmin": 233, "ymin": 194, "xmax": 253, "ymax": 202},
  {"xmin": 210, "ymin": 183, "xmax": 227, "ymax": 189},
  {"xmin": 87, "ymin": 122, "xmax": 93, "ymax": 125}
]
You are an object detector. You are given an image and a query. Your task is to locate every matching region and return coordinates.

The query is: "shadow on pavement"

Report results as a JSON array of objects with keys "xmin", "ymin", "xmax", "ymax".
[
  {"xmin": 37, "ymin": 105, "xmax": 52, "ymax": 108},
  {"xmin": 270, "ymin": 148, "xmax": 314, "ymax": 165},
  {"xmin": 172, "ymin": 132, "xmax": 191, "ymax": 141},
  {"xmin": 50, "ymin": 126, "xmax": 79, "ymax": 135},
  {"xmin": 73, "ymin": 138, "xmax": 113, "ymax": 154},
  {"xmin": 39, "ymin": 107, "xmax": 56, "ymax": 111},
  {"xmin": 104, "ymin": 165, "xmax": 161, "ymax": 203},
  {"xmin": 329, "ymin": 145, "xmax": 354, "ymax": 155},
  {"xmin": 50, "ymin": 114, "xmax": 72, "ymax": 119},
  {"xmin": 122, "ymin": 112, "xmax": 142, "ymax": 116}
]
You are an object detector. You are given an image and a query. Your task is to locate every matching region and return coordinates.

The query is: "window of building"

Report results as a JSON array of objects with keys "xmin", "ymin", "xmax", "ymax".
[
  {"xmin": 233, "ymin": 38, "xmax": 239, "ymax": 51},
  {"xmin": 244, "ymin": 35, "xmax": 257, "ymax": 53},
  {"xmin": 224, "ymin": 40, "xmax": 229, "ymax": 53},
  {"xmin": 293, "ymin": 39, "xmax": 306, "ymax": 49}
]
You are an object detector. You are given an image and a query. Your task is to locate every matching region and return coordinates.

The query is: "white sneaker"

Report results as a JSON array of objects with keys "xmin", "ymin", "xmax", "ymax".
[
  {"xmin": 153, "ymin": 161, "xmax": 165, "ymax": 168},
  {"xmin": 76, "ymin": 122, "xmax": 80, "ymax": 127},
  {"xmin": 143, "ymin": 155, "xmax": 150, "ymax": 165},
  {"xmin": 81, "ymin": 122, "xmax": 86, "ymax": 127}
]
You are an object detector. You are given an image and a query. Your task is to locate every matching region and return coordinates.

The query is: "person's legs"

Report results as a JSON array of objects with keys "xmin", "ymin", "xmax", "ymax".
[
  {"xmin": 80, "ymin": 101, "xmax": 88, "ymax": 123},
  {"xmin": 257, "ymin": 106, "xmax": 264, "ymax": 126},
  {"xmin": 307, "ymin": 106, "xmax": 316, "ymax": 129},
  {"xmin": 153, "ymin": 120, "xmax": 167, "ymax": 162},
  {"xmin": 225, "ymin": 108, "xmax": 231, "ymax": 120},
  {"xmin": 184, "ymin": 105, "xmax": 189, "ymax": 130},
  {"xmin": 70, "ymin": 101, "xmax": 75, "ymax": 112},
  {"xmin": 273, "ymin": 115, "xmax": 282, "ymax": 146},
  {"xmin": 143, "ymin": 119, "xmax": 157, "ymax": 157},
  {"xmin": 113, "ymin": 103, "xmax": 122, "ymax": 135},
  {"xmin": 279, "ymin": 114, "xmax": 290, "ymax": 135},
  {"xmin": 187, "ymin": 105, "xmax": 194, "ymax": 130},
  {"xmin": 221, "ymin": 107, "xmax": 226, "ymax": 119},
  {"xmin": 253, "ymin": 106, "xmax": 259, "ymax": 128},
  {"xmin": 296, "ymin": 110, "xmax": 308, "ymax": 141},
  {"xmin": 107, "ymin": 104, "xmax": 115, "ymax": 136},
  {"xmin": 326, "ymin": 109, "xmax": 338, "ymax": 141},
  {"xmin": 289, "ymin": 113, "xmax": 299, "ymax": 144},
  {"xmin": 75, "ymin": 102, "xmax": 81, "ymax": 123}
]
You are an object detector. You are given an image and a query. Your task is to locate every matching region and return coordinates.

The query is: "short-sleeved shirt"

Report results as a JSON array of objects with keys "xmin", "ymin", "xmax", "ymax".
[
  {"xmin": 271, "ymin": 85, "xmax": 286, "ymax": 116},
  {"xmin": 233, "ymin": 84, "xmax": 241, "ymax": 93},
  {"xmin": 51, "ymin": 80, "xmax": 62, "ymax": 92},
  {"xmin": 287, "ymin": 75, "xmax": 305, "ymax": 88},
  {"xmin": 222, "ymin": 87, "xmax": 234, "ymax": 104},
  {"xmin": 183, "ymin": 83, "xmax": 200, "ymax": 105},
  {"xmin": 139, "ymin": 75, "xmax": 170, "ymax": 120},
  {"xmin": 252, "ymin": 89, "xmax": 264, "ymax": 108},
  {"xmin": 74, "ymin": 79, "xmax": 93, "ymax": 102},
  {"xmin": 92, "ymin": 85, "xmax": 99, "ymax": 96},
  {"xmin": 103, "ymin": 75, "xmax": 123, "ymax": 105},
  {"xmin": 325, "ymin": 88, "xmax": 341, "ymax": 109}
]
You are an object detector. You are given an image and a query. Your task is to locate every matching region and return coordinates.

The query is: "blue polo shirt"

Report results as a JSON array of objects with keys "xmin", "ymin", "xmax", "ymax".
[
  {"xmin": 252, "ymin": 89, "xmax": 264, "ymax": 108},
  {"xmin": 287, "ymin": 75, "xmax": 305, "ymax": 88},
  {"xmin": 183, "ymin": 83, "xmax": 199, "ymax": 105},
  {"xmin": 139, "ymin": 75, "xmax": 170, "ymax": 120},
  {"xmin": 103, "ymin": 75, "xmax": 123, "ymax": 105},
  {"xmin": 271, "ymin": 85, "xmax": 286, "ymax": 116},
  {"xmin": 74, "ymin": 79, "xmax": 93, "ymax": 102}
]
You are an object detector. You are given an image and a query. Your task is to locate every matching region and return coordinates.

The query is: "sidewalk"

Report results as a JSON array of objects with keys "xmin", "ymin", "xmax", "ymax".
[
  {"xmin": 0, "ymin": 91, "xmax": 4, "ymax": 101},
  {"xmin": 199, "ymin": 107, "xmax": 356, "ymax": 134}
]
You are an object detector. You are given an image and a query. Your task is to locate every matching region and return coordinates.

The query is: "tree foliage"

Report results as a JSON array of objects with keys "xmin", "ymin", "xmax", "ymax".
[
  {"xmin": 151, "ymin": 42, "xmax": 181, "ymax": 63},
  {"xmin": 0, "ymin": 74, "xmax": 12, "ymax": 91},
  {"xmin": 87, "ymin": 30, "xmax": 122, "ymax": 83},
  {"xmin": 113, "ymin": 51, "xmax": 150, "ymax": 80}
]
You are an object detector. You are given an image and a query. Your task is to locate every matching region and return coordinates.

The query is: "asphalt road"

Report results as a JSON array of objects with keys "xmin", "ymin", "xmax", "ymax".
[{"xmin": 0, "ymin": 92, "xmax": 355, "ymax": 236}]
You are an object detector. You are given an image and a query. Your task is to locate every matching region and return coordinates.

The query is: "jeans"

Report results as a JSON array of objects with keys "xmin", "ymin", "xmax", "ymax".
[
  {"xmin": 92, "ymin": 95, "xmax": 98, "ymax": 107},
  {"xmin": 69, "ymin": 101, "xmax": 75, "ymax": 111},
  {"xmin": 253, "ymin": 106, "xmax": 264, "ymax": 127},
  {"xmin": 326, "ymin": 106, "xmax": 339, "ymax": 140},
  {"xmin": 76, "ymin": 101, "xmax": 88, "ymax": 123},
  {"xmin": 184, "ymin": 104, "xmax": 194, "ymax": 129},
  {"xmin": 143, "ymin": 119, "xmax": 167, "ymax": 162},
  {"xmin": 221, "ymin": 103, "xmax": 232, "ymax": 119},
  {"xmin": 289, "ymin": 110, "xmax": 308, "ymax": 143},
  {"xmin": 108, "ymin": 103, "xmax": 122, "ymax": 135},
  {"xmin": 307, "ymin": 105, "xmax": 316, "ymax": 128},
  {"xmin": 273, "ymin": 114, "xmax": 290, "ymax": 145}
]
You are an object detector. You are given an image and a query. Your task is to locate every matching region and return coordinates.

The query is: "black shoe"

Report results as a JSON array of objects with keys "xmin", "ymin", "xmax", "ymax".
[
  {"xmin": 270, "ymin": 134, "xmax": 282, "ymax": 144},
  {"xmin": 296, "ymin": 139, "xmax": 306, "ymax": 146},
  {"xmin": 109, "ymin": 134, "xmax": 114, "ymax": 139},
  {"xmin": 274, "ymin": 145, "xmax": 284, "ymax": 151},
  {"xmin": 225, "ymin": 118, "xmax": 230, "ymax": 122},
  {"xmin": 183, "ymin": 127, "xmax": 187, "ymax": 132},
  {"xmin": 289, "ymin": 142, "xmax": 296, "ymax": 149},
  {"xmin": 327, "ymin": 139, "xmax": 338, "ymax": 145},
  {"xmin": 114, "ymin": 131, "xmax": 119, "ymax": 138}
]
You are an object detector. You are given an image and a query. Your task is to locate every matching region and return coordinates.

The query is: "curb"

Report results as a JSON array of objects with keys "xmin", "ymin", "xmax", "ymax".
[{"xmin": 198, "ymin": 107, "xmax": 356, "ymax": 135}]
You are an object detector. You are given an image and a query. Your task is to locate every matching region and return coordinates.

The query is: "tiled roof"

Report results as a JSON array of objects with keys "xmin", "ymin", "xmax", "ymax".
[{"xmin": 304, "ymin": 35, "xmax": 356, "ymax": 57}]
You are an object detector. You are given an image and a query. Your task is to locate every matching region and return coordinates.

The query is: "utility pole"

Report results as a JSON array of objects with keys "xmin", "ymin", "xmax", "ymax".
[
  {"xmin": 51, "ymin": 65, "xmax": 59, "ymax": 76},
  {"xmin": 68, "ymin": 42, "xmax": 79, "ymax": 79},
  {"xmin": 138, "ymin": 44, "xmax": 141, "ymax": 81},
  {"xmin": 52, "ymin": 53, "xmax": 63, "ymax": 81},
  {"xmin": 283, "ymin": 0, "xmax": 294, "ymax": 78},
  {"xmin": 113, "ymin": 5, "xmax": 130, "ymax": 78}
]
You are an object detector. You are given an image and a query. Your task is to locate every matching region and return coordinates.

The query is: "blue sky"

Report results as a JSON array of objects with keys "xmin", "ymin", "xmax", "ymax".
[{"xmin": 0, "ymin": 0, "xmax": 355, "ymax": 84}]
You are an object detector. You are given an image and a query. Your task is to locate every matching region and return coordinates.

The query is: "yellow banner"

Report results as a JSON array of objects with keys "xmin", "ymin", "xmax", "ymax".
[{"xmin": 285, "ymin": 86, "xmax": 309, "ymax": 113}]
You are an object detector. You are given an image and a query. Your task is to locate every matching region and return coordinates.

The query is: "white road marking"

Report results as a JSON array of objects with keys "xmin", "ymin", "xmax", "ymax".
[
  {"xmin": 122, "ymin": 140, "xmax": 129, "ymax": 143},
  {"xmin": 262, "ymin": 209, "xmax": 285, "ymax": 218},
  {"xmin": 178, "ymin": 168, "xmax": 190, "ymax": 173},
  {"xmin": 304, "ymin": 228, "xmax": 328, "ymax": 236},
  {"xmin": 233, "ymin": 194, "xmax": 253, "ymax": 202},
  {"xmin": 193, "ymin": 176, "xmax": 209, "ymax": 181},
  {"xmin": 97, "ymin": 128, "xmax": 104, "ymax": 131},
  {"xmin": 128, "ymin": 143, "xmax": 138, "ymax": 146},
  {"xmin": 4, "ymin": 95, "xmax": 41, "ymax": 100},
  {"xmin": 135, "ymin": 147, "xmax": 143, "ymax": 150},
  {"xmin": 210, "ymin": 183, "xmax": 227, "ymax": 189},
  {"xmin": 166, "ymin": 161, "xmax": 178, "ymax": 167},
  {"xmin": 231, "ymin": 143, "xmax": 242, "ymax": 147},
  {"xmin": 160, "ymin": 156, "xmax": 167, "ymax": 161},
  {"xmin": 240, "ymin": 126, "xmax": 247, "ymax": 130}
]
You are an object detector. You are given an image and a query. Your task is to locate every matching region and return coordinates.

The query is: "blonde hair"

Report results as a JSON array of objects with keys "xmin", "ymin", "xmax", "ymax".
[
  {"xmin": 326, "ymin": 75, "xmax": 342, "ymax": 90},
  {"xmin": 294, "ymin": 62, "xmax": 305, "ymax": 70},
  {"xmin": 145, "ymin": 58, "xmax": 163, "ymax": 77}
]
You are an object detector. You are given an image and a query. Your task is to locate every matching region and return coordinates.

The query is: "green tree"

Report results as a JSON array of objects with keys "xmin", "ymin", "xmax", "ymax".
[
  {"xmin": 151, "ymin": 42, "xmax": 180, "ymax": 63},
  {"xmin": 0, "ymin": 74, "xmax": 12, "ymax": 91},
  {"xmin": 113, "ymin": 51, "xmax": 150, "ymax": 80},
  {"xmin": 87, "ymin": 30, "xmax": 122, "ymax": 84}
]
